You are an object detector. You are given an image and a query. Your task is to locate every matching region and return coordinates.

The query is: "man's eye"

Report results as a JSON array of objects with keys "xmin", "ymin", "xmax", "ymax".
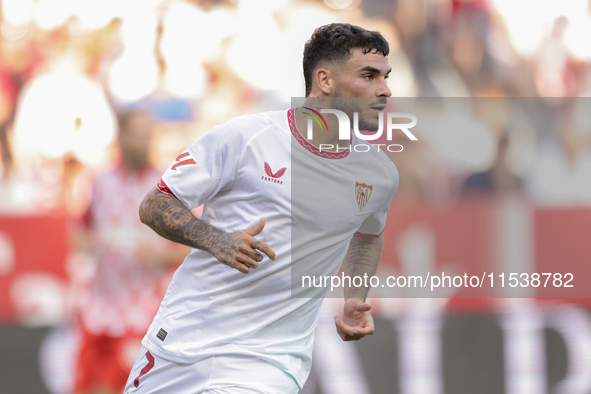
[
  {"xmin": 384, "ymin": 74, "xmax": 390, "ymax": 80},
  {"xmin": 364, "ymin": 75, "xmax": 373, "ymax": 81}
]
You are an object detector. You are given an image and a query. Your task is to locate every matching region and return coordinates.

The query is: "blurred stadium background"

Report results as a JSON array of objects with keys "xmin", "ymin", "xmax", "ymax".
[{"xmin": 2, "ymin": 0, "xmax": 591, "ymax": 393}]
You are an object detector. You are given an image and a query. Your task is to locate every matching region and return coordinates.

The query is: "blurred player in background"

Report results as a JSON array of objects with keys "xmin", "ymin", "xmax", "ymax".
[
  {"xmin": 72, "ymin": 110, "xmax": 189, "ymax": 394},
  {"xmin": 124, "ymin": 23, "xmax": 397, "ymax": 393}
]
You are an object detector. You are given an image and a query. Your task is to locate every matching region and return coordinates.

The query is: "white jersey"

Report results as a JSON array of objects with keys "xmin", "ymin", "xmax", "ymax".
[{"xmin": 143, "ymin": 109, "xmax": 398, "ymax": 387}]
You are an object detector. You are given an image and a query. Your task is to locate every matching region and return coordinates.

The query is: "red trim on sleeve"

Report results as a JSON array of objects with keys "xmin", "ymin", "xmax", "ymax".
[
  {"xmin": 157, "ymin": 178, "xmax": 177, "ymax": 198},
  {"xmin": 354, "ymin": 230, "xmax": 383, "ymax": 238}
]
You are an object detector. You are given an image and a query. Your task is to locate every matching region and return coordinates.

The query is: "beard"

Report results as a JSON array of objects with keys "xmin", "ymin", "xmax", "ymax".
[{"xmin": 330, "ymin": 88, "xmax": 383, "ymax": 132}]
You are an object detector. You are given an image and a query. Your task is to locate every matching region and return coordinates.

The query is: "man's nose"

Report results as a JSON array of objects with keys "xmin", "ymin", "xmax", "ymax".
[{"xmin": 377, "ymin": 78, "xmax": 392, "ymax": 97}]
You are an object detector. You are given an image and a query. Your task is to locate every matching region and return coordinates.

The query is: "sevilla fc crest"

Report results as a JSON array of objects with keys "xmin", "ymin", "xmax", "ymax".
[{"xmin": 355, "ymin": 182, "xmax": 373, "ymax": 210}]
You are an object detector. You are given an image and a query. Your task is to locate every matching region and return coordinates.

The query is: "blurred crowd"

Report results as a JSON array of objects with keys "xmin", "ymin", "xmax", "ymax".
[{"xmin": 1, "ymin": 0, "xmax": 591, "ymax": 214}]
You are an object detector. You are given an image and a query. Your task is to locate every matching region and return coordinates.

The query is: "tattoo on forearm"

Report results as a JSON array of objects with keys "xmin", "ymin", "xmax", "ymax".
[
  {"xmin": 342, "ymin": 236, "xmax": 383, "ymax": 298},
  {"xmin": 162, "ymin": 206, "xmax": 192, "ymax": 230},
  {"xmin": 139, "ymin": 188, "xmax": 241, "ymax": 263},
  {"xmin": 343, "ymin": 240, "xmax": 377, "ymax": 273}
]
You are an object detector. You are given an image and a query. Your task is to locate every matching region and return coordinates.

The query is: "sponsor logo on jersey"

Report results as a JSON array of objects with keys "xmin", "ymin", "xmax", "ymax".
[
  {"xmin": 262, "ymin": 162, "xmax": 286, "ymax": 184},
  {"xmin": 355, "ymin": 182, "xmax": 373, "ymax": 210}
]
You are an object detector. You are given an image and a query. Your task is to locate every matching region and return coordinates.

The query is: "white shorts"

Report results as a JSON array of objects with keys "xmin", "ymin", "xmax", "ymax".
[{"xmin": 123, "ymin": 346, "xmax": 300, "ymax": 394}]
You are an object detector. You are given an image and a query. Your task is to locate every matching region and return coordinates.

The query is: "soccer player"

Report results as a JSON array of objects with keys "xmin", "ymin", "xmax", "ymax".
[
  {"xmin": 72, "ymin": 111, "xmax": 188, "ymax": 394},
  {"xmin": 124, "ymin": 23, "xmax": 397, "ymax": 393}
]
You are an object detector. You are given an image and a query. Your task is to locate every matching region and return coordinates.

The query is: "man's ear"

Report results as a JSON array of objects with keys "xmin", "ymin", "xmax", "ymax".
[{"xmin": 315, "ymin": 67, "xmax": 335, "ymax": 96}]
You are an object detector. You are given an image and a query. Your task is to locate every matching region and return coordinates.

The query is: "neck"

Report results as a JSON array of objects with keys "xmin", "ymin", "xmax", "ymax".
[{"xmin": 294, "ymin": 98, "xmax": 350, "ymax": 152}]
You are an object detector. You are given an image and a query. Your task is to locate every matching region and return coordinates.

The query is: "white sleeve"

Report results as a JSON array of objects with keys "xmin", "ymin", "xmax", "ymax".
[
  {"xmin": 158, "ymin": 122, "xmax": 247, "ymax": 210},
  {"xmin": 355, "ymin": 204, "xmax": 389, "ymax": 238}
]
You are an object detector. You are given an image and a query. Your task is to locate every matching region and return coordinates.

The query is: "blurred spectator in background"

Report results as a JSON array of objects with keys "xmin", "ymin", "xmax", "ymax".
[
  {"xmin": 527, "ymin": 100, "xmax": 591, "ymax": 205},
  {"xmin": 71, "ymin": 110, "xmax": 188, "ymax": 394},
  {"xmin": 0, "ymin": 39, "xmax": 23, "ymax": 183},
  {"xmin": 461, "ymin": 132, "xmax": 522, "ymax": 197},
  {"xmin": 0, "ymin": 114, "xmax": 14, "ymax": 181},
  {"xmin": 533, "ymin": 16, "xmax": 579, "ymax": 99}
]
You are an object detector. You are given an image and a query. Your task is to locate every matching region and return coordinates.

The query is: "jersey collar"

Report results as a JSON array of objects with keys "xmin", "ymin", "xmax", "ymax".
[{"xmin": 288, "ymin": 109, "xmax": 350, "ymax": 160}]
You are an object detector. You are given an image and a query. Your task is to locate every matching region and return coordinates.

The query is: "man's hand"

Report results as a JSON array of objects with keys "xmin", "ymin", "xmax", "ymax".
[
  {"xmin": 209, "ymin": 217, "xmax": 276, "ymax": 274},
  {"xmin": 334, "ymin": 298, "xmax": 375, "ymax": 341}
]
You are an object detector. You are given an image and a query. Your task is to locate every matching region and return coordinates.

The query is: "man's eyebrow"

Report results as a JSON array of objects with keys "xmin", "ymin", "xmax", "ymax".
[{"xmin": 358, "ymin": 66, "xmax": 392, "ymax": 75}]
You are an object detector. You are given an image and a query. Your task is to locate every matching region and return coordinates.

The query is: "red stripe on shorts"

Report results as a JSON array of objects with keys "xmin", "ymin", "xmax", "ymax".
[{"xmin": 134, "ymin": 351, "xmax": 155, "ymax": 388}]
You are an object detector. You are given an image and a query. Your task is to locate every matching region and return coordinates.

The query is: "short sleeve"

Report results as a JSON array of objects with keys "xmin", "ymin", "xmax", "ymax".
[
  {"xmin": 355, "ymin": 204, "xmax": 389, "ymax": 238},
  {"xmin": 158, "ymin": 123, "xmax": 247, "ymax": 210}
]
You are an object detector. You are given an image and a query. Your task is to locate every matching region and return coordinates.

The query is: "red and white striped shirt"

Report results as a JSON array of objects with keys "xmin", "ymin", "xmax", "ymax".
[{"xmin": 79, "ymin": 165, "xmax": 171, "ymax": 337}]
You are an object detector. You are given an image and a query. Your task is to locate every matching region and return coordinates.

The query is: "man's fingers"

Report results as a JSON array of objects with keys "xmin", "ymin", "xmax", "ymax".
[
  {"xmin": 356, "ymin": 303, "xmax": 372, "ymax": 313},
  {"xmin": 334, "ymin": 315, "xmax": 375, "ymax": 341},
  {"xmin": 231, "ymin": 260, "xmax": 250, "ymax": 274},
  {"xmin": 251, "ymin": 240, "xmax": 276, "ymax": 261},
  {"xmin": 334, "ymin": 316, "xmax": 359, "ymax": 337},
  {"xmin": 334, "ymin": 317, "xmax": 349, "ymax": 341},
  {"xmin": 246, "ymin": 218, "xmax": 266, "ymax": 237},
  {"xmin": 355, "ymin": 325, "xmax": 375, "ymax": 336},
  {"xmin": 347, "ymin": 298, "xmax": 372, "ymax": 311},
  {"xmin": 244, "ymin": 218, "xmax": 276, "ymax": 261},
  {"xmin": 239, "ymin": 247, "xmax": 264, "ymax": 262},
  {"xmin": 236, "ymin": 255, "xmax": 258, "ymax": 269}
]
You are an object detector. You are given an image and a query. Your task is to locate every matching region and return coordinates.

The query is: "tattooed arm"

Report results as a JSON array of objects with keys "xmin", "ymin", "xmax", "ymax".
[
  {"xmin": 139, "ymin": 187, "xmax": 276, "ymax": 274},
  {"xmin": 334, "ymin": 234, "xmax": 384, "ymax": 341}
]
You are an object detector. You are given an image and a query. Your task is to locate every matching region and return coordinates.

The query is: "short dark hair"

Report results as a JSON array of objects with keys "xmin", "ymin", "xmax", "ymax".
[{"xmin": 303, "ymin": 23, "xmax": 390, "ymax": 96}]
